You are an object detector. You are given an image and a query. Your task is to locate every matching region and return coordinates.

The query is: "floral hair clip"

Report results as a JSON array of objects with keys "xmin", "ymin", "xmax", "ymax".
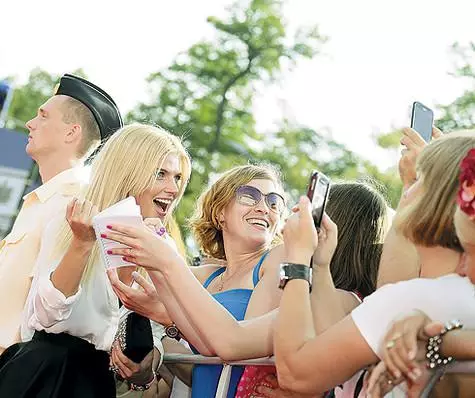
[{"xmin": 457, "ymin": 148, "xmax": 475, "ymax": 218}]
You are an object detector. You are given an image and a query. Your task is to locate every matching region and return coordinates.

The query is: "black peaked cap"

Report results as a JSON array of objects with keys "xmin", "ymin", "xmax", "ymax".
[{"xmin": 55, "ymin": 74, "xmax": 123, "ymax": 140}]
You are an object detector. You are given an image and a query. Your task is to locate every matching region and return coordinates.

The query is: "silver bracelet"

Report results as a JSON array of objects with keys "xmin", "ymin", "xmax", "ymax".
[
  {"xmin": 426, "ymin": 319, "xmax": 463, "ymax": 369},
  {"xmin": 129, "ymin": 371, "xmax": 156, "ymax": 391}
]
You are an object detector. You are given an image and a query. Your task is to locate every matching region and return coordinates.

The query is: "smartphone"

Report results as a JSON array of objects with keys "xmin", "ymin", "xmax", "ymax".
[
  {"xmin": 306, "ymin": 170, "xmax": 331, "ymax": 229},
  {"xmin": 411, "ymin": 101, "xmax": 434, "ymax": 143}
]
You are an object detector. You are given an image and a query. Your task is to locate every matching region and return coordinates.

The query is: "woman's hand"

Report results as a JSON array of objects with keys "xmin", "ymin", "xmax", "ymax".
[
  {"xmin": 311, "ymin": 214, "xmax": 338, "ymax": 268},
  {"xmin": 100, "ymin": 222, "xmax": 180, "ymax": 272},
  {"xmin": 253, "ymin": 374, "xmax": 318, "ymax": 397},
  {"xmin": 380, "ymin": 311, "xmax": 444, "ymax": 381},
  {"xmin": 107, "ymin": 269, "xmax": 172, "ymax": 325},
  {"xmin": 110, "ymin": 341, "xmax": 154, "ymax": 385},
  {"xmin": 66, "ymin": 197, "xmax": 98, "ymax": 245},
  {"xmin": 365, "ymin": 361, "xmax": 434, "ymax": 398},
  {"xmin": 399, "ymin": 126, "xmax": 442, "ymax": 189},
  {"xmin": 283, "ymin": 196, "xmax": 318, "ymax": 265}
]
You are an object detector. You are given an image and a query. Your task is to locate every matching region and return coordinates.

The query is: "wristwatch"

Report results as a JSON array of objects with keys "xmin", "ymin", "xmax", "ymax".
[
  {"xmin": 165, "ymin": 323, "xmax": 181, "ymax": 340},
  {"xmin": 278, "ymin": 263, "xmax": 312, "ymax": 292}
]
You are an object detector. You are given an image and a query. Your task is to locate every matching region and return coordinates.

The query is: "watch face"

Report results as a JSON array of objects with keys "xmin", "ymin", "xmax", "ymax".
[{"xmin": 166, "ymin": 325, "xmax": 179, "ymax": 339}]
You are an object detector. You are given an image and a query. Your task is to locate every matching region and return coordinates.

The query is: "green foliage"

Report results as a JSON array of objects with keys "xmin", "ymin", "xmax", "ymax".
[
  {"xmin": 437, "ymin": 42, "xmax": 475, "ymax": 132},
  {"xmin": 375, "ymin": 130, "xmax": 402, "ymax": 149},
  {"xmin": 127, "ymin": 0, "xmax": 328, "ymax": 233}
]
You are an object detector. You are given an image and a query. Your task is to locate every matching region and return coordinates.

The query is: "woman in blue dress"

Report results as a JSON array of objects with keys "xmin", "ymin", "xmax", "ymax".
[{"xmin": 105, "ymin": 164, "xmax": 288, "ymax": 397}]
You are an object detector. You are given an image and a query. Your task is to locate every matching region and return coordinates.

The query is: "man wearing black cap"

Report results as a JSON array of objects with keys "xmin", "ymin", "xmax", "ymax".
[{"xmin": 0, "ymin": 74, "xmax": 122, "ymax": 353}]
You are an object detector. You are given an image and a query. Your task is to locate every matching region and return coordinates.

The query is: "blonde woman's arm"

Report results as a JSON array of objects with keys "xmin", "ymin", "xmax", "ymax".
[{"xmin": 28, "ymin": 199, "xmax": 98, "ymax": 329}]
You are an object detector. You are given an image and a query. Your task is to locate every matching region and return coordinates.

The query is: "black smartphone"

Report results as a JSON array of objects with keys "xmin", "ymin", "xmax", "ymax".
[
  {"xmin": 306, "ymin": 170, "xmax": 331, "ymax": 229},
  {"xmin": 411, "ymin": 101, "xmax": 434, "ymax": 143}
]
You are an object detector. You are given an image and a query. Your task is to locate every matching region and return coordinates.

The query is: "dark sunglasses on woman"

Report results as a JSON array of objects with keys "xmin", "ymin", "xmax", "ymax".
[{"xmin": 235, "ymin": 185, "xmax": 285, "ymax": 214}]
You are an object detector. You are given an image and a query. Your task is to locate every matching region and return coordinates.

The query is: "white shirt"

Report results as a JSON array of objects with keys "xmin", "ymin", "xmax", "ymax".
[
  {"xmin": 352, "ymin": 274, "xmax": 475, "ymax": 396},
  {"xmin": 0, "ymin": 167, "xmax": 84, "ymax": 351},
  {"xmin": 21, "ymin": 214, "xmax": 119, "ymax": 351}
]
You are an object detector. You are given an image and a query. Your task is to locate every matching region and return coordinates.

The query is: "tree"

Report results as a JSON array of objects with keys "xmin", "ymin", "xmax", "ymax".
[
  {"xmin": 127, "ymin": 0, "xmax": 356, "ymax": 232},
  {"xmin": 437, "ymin": 42, "xmax": 475, "ymax": 132}
]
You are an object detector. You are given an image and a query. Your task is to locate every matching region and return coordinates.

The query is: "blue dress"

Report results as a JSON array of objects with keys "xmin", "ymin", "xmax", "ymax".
[{"xmin": 191, "ymin": 252, "xmax": 268, "ymax": 398}]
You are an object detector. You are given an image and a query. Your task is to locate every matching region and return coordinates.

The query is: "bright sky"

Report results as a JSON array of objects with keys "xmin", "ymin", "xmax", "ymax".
[{"xmin": 2, "ymin": 0, "xmax": 475, "ymax": 169}]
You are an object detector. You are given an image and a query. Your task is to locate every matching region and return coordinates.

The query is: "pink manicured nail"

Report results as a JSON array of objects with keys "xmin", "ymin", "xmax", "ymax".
[
  {"xmin": 122, "ymin": 256, "xmax": 127, "ymax": 261},
  {"xmin": 107, "ymin": 250, "xmax": 112, "ymax": 254},
  {"xmin": 101, "ymin": 234, "xmax": 107, "ymax": 238},
  {"xmin": 106, "ymin": 225, "xmax": 112, "ymax": 229}
]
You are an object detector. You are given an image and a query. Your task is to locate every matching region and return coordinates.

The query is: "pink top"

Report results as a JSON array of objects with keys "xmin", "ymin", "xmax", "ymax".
[{"xmin": 235, "ymin": 365, "xmax": 276, "ymax": 398}]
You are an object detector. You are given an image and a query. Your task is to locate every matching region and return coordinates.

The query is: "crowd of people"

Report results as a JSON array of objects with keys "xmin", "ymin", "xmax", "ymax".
[{"xmin": 0, "ymin": 73, "xmax": 474, "ymax": 398}]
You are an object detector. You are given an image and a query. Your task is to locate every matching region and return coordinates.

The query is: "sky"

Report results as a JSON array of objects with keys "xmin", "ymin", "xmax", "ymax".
[{"xmin": 2, "ymin": 0, "xmax": 475, "ymax": 169}]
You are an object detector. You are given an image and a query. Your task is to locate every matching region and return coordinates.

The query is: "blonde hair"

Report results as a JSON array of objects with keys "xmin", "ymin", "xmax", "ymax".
[
  {"xmin": 50, "ymin": 123, "xmax": 191, "ymax": 280},
  {"xmin": 396, "ymin": 131, "xmax": 475, "ymax": 250},
  {"xmin": 190, "ymin": 164, "xmax": 284, "ymax": 260}
]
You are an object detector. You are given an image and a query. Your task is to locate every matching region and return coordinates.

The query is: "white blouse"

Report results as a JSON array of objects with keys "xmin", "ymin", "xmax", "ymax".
[
  {"xmin": 21, "ymin": 215, "xmax": 119, "ymax": 352},
  {"xmin": 352, "ymin": 274, "xmax": 475, "ymax": 396}
]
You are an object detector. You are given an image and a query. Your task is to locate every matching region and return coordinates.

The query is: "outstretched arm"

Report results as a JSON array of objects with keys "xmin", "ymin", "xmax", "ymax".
[{"xmin": 275, "ymin": 197, "xmax": 378, "ymax": 395}]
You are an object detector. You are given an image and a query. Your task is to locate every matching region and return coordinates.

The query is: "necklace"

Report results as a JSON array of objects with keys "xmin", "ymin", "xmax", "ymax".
[
  {"xmin": 216, "ymin": 267, "xmax": 246, "ymax": 292},
  {"xmin": 217, "ymin": 272, "xmax": 226, "ymax": 292}
]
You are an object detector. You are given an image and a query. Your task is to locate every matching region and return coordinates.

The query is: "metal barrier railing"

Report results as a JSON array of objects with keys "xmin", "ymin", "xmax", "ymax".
[
  {"xmin": 163, "ymin": 354, "xmax": 273, "ymax": 397},
  {"xmin": 163, "ymin": 353, "xmax": 274, "ymax": 366},
  {"xmin": 162, "ymin": 353, "xmax": 442, "ymax": 397}
]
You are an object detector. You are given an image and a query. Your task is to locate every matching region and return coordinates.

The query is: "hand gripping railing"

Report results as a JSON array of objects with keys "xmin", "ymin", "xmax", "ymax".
[{"xmin": 163, "ymin": 353, "xmax": 462, "ymax": 397}]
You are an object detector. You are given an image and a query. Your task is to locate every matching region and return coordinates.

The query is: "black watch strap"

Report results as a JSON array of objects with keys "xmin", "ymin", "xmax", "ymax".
[{"xmin": 279, "ymin": 263, "xmax": 312, "ymax": 292}]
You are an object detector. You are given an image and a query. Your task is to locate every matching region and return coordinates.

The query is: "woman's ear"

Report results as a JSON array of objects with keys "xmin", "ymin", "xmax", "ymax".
[{"xmin": 217, "ymin": 212, "xmax": 225, "ymax": 230}]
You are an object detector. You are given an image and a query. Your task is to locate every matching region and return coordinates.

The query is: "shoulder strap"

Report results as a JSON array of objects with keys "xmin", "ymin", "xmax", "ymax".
[
  {"xmin": 252, "ymin": 251, "xmax": 269, "ymax": 287},
  {"xmin": 203, "ymin": 267, "xmax": 226, "ymax": 288},
  {"xmin": 353, "ymin": 370, "xmax": 366, "ymax": 398}
]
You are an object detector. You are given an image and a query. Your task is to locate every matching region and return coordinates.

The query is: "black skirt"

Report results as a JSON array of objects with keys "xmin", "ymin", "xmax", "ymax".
[{"xmin": 0, "ymin": 330, "xmax": 115, "ymax": 398}]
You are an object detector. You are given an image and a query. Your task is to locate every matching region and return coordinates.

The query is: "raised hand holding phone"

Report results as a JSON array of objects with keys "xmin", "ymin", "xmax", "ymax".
[
  {"xmin": 306, "ymin": 170, "xmax": 331, "ymax": 230},
  {"xmin": 410, "ymin": 101, "xmax": 434, "ymax": 143}
]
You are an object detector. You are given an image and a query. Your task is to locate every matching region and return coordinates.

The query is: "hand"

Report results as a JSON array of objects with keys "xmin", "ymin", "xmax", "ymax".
[
  {"xmin": 312, "ymin": 213, "xmax": 337, "ymax": 268},
  {"xmin": 253, "ymin": 374, "xmax": 317, "ymax": 397},
  {"xmin": 283, "ymin": 196, "xmax": 318, "ymax": 265},
  {"xmin": 365, "ymin": 361, "xmax": 434, "ymax": 398},
  {"xmin": 107, "ymin": 268, "xmax": 173, "ymax": 325},
  {"xmin": 110, "ymin": 341, "xmax": 154, "ymax": 385},
  {"xmin": 398, "ymin": 127, "xmax": 442, "ymax": 189},
  {"xmin": 381, "ymin": 311, "xmax": 444, "ymax": 381},
  {"xmin": 66, "ymin": 197, "xmax": 98, "ymax": 244},
  {"xmin": 100, "ymin": 223, "xmax": 181, "ymax": 271}
]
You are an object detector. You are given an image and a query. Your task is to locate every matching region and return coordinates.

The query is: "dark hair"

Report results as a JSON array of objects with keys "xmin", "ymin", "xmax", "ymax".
[{"xmin": 326, "ymin": 181, "xmax": 389, "ymax": 297}]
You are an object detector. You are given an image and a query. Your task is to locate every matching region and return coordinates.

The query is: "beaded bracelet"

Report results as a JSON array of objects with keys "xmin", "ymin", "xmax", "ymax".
[
  {"xmin": 129, "ymin": 371, "xmax": 156, "ymax": 391},
  {"xmin": 426, "ymin": 319, "xmax": 463, "ymax": 369}
]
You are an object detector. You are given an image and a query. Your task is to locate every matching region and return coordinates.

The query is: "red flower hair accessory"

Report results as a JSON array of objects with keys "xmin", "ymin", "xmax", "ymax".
[{"xmin": 457, "ymin": 148, "xmax": 475, "ymax": 217}]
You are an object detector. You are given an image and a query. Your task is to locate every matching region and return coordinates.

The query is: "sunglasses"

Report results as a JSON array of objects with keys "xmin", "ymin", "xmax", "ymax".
[{"xmin": 235, "ymin": 185, "xmax": 285, "ymax": 214}]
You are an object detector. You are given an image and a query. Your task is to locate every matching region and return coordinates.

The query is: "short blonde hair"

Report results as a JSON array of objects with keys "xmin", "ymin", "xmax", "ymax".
[
  {"xmin": 190, "ymin": 164, "xmax": 284, "ymax": 260},
  {"xmin": 61, "ymin": 96, "xmax": 101, "ymax": 158},
  {"xmin": 396, "ymin": 131, "xmax": 475, "ymax": 250},
  {"xmin": 51, "ymin": 123, "xmax": 191, "ymax": 280}
]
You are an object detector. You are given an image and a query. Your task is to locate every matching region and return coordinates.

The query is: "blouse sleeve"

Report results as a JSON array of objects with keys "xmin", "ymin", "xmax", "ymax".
[
  {"xmin": 151, "ymin": 321, "xmax": 166, "ymax": 368},
  {"xmin": 351, "ymin": 278, "xmax": 434, "ymax": 358},
  {"xmin": 24, "ymin": 216, "xmax": 82, "ymax": 332}
]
